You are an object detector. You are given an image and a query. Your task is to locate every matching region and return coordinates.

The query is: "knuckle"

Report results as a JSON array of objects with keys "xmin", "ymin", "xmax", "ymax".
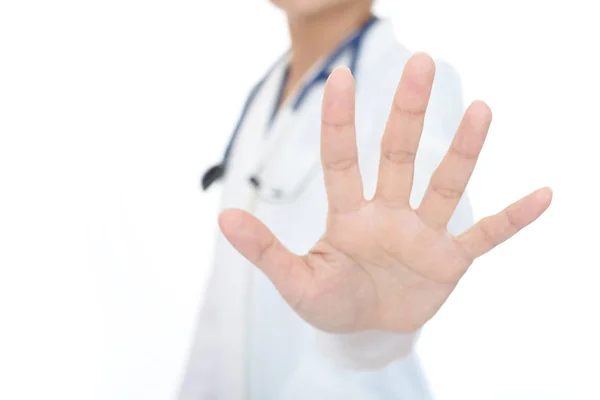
[
  {"xmin": 454, "ymin": 238, "xmax": 476, "ymax": 264},
  {"xmin": 325, "ymin": 156, "xmax": 357, "ymax": 171},
  {"xmin": 504, "ymin": 209, "xmax": 521, "ymax": 232},
  {"xmin": 393, "ymin": 101, "xmax": 426, "ymax": 118},
  {"xmin": 431, "ymin": 183, "xmax": 463, "ymax": 200},
  {"xmin": 382, "ymin": 148, "xmax": 416, "ymax": 165},
  {"xmin": 322, "ymin": 119, "xmax": 351, "ymax": 133},
  {"xmin": 258, "ymin": 236, "xmax": 278, "ymax": 265},
  {"xmin": 450, "ymin": 145, "xmax": 479, "ymax": 161},
  {"xmin": 478, "ymin": 219, "xmax": 498, "ymax": 248}
]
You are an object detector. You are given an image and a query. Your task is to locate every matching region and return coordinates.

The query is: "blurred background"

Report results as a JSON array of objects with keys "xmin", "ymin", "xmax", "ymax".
[{"xmin": 0, "ymin": 0, "xmax": 598, "ymax": 399}]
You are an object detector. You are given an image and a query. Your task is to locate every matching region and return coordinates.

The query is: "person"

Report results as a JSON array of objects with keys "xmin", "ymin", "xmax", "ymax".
[{"xmin": 179, "ymin": 0, "xmax": 553, "ymax": 399}]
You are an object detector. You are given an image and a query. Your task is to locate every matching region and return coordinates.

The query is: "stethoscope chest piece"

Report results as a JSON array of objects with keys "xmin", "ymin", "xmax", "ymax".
[{"xmin": 202, "ymin": 164, "xmax": 226, "ymax": 191}]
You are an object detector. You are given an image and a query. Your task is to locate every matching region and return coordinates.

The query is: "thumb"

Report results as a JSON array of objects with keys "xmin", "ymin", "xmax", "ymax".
[{"xmin": 218, "ymin": 208, "xmax": 312, "ymax": 306}]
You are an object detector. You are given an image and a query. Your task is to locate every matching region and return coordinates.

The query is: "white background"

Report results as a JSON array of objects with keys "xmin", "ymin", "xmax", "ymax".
[{"xmin": 0, "ymin": 0, "xmax": 598, "ymax": 399}]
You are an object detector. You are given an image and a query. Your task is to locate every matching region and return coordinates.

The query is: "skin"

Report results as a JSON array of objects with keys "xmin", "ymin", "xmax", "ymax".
[
  {"xmin": 218, "ymin": 4, "xmax": 553, "ymax": 334},
  {"xmin": 270, "ymin": 0, "xmax": 371, "ymax": 19},
  {"xmin": 271, "ymin": 0, "xmax": 373, "ymax": 104}
]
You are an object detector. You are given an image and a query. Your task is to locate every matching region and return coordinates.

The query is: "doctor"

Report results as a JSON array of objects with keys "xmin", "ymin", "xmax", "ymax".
[{"xmin": 180, "ymin": 0, "xmax": 552, "ymax": 399}]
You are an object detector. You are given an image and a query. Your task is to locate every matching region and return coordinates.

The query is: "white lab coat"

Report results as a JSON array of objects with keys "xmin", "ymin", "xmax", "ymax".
[{"xmin": 179, "ymin": 18, "xmax": 473, "ymax": 400}]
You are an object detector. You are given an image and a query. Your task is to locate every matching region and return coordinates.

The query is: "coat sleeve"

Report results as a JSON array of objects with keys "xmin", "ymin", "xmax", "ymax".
[{"xmin": 279, "ymin": 59, "xmax": 475, "ymax": 396}]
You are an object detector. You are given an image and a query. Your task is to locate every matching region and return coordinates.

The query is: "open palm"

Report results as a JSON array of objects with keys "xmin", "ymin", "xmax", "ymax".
[{"xmin": 218, "ymin": 53, "xmax": 552, "ymax": 334}]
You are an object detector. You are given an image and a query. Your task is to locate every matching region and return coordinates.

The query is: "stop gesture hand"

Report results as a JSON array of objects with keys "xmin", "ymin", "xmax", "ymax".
[{"xmin": 218, "ymin": 53, "xmax": 552, "ymax": 333}]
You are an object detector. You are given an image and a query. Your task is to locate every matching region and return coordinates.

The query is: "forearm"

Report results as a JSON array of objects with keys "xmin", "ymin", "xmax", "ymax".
[
  {"xmin": 278, "ymin": 335, "xmax": 432, "ymax": 400},
  {"xmin": 316, "ymin": 329, "xmax": 417, "ymax": 369}
]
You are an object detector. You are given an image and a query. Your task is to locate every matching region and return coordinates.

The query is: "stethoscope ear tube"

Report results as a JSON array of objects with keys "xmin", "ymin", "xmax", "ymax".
[
  {"xmin": 201, "ymin": 16, "xmax": 377, "ymax": 193},
  {"xmin": 200, "ymin": 69, "xmax": 275, "ymax": 191}
]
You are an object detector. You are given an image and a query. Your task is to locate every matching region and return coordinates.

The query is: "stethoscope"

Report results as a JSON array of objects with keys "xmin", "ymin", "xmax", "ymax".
[{"xmin": 201, "ymin": 16, "xmax": 378, "ymax": 204}]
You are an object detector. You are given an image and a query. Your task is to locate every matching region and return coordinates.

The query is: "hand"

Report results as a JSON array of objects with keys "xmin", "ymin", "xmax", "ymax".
[{"xmin": 218, "ymin": 53, "xmax": 553, "ymax": 334}]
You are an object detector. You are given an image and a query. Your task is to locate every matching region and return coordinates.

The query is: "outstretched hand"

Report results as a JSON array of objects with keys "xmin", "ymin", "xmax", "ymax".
[{"xmin": 218, "ymin": 53, "xmax": 552, "ymax": 334}]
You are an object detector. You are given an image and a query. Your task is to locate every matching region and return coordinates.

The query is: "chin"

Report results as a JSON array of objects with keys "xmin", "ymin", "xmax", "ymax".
[{"xmin": 270, "ymin": 0, "xmax": 353, "ymax": 18}]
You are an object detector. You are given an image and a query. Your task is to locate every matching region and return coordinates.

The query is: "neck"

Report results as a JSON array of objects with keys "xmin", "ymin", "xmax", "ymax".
[{"xmin": 283, "ymin": 3, "xmax": 373, "ymax": 102}]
